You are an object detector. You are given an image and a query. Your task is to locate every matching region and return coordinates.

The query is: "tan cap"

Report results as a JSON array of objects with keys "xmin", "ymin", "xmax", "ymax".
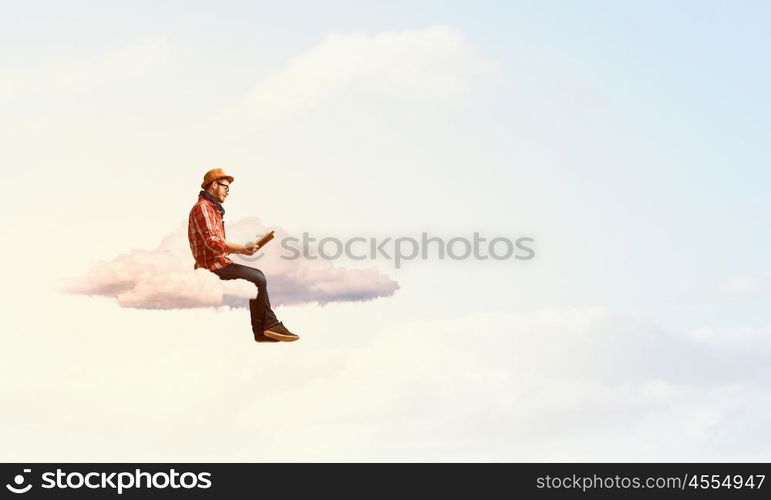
[{"xmin": 201, "ymin": 168, "xmax": 234, "ymax": 189}]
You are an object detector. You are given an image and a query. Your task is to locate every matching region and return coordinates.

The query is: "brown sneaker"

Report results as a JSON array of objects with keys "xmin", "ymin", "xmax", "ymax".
[
  {"xmin": 263, "ymin": 322, "xmax": 300, "ymax": 342},
  {"xmin": 254, "ymin": 331, "xmax": 280, "ymax": 343}
]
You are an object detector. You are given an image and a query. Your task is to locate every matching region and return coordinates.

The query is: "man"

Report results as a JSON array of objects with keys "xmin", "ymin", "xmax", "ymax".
[{"xmin": 188, "ymin": 168, "xmax": 300, "ymax": 343}]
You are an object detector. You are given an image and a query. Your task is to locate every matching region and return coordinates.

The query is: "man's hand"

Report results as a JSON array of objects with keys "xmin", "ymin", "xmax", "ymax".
[
  {"xmin": 241, "ymin": 241, "xmax": 257, "ymax": 256},
  {"xmin": 225, "ymin": 240, "xmax": 257, "ymax": 255}
]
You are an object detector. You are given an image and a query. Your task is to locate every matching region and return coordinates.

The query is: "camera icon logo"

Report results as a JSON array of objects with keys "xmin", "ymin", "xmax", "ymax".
[{"xmin": 5, "ymin": 469, "xmax": 32, "ymax": 494}]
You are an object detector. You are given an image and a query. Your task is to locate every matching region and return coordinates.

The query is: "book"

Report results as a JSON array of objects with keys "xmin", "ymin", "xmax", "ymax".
[{"xmin": 253, "ymin": 230, "xmax": 275, "ymax": 250}]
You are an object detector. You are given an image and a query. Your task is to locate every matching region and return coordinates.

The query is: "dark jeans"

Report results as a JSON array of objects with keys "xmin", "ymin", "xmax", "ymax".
[{"xmin": 212, "ymin": 263, "xmax": 279, "ymax": 333}]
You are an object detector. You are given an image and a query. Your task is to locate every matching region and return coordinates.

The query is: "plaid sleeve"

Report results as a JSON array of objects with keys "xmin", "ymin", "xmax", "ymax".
[{"xmin": 191, "ymin": 203, "xmax": 228, "ymax": 255}]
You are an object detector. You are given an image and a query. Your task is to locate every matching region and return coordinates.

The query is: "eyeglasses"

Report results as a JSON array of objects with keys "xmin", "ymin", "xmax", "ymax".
[{"xmin": 216, "ymin": 182, "xmax": 230, "ymax": 192}]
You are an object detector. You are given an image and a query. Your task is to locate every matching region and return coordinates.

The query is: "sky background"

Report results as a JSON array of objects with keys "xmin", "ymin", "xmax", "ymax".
[{"xmin": 1, "ymin": 1, "xmax": 770, "ymax": 461}]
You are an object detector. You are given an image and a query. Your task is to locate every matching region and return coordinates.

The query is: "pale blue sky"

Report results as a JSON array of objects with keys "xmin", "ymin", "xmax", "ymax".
[
  {"xmin": 2, "ymin": 1, "xmax": 770, "ymax": 460},
  {"xmin": 5, "ymin": 1, "xmax": 768, "ymax": 323}
]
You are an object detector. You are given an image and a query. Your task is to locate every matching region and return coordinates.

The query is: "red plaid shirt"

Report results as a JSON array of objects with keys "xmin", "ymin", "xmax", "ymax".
[{"xmin": 188, "ymin": 194, "xmax": 232, "ymax": 271}]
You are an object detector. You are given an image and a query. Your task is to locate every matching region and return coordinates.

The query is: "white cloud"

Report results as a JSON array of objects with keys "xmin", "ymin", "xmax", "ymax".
[
  {"xmin": 688, "ymin": 325, "xmax": 771, "ymax": 350},
  {"xmin": 60, "ymin": 216, "xmax": 398, "ymax": 309},
  {"xmin": 721, "ymin": 274, "xmax": 771, "ymax": 298},
  {"xmin": 0, "ymin": 34, "xmax": 171, "ymax": 102},
  {"xmin": 215, "ymin": 25, "xmax": 493, "ymax": 132},
  {"xmin": 3, "ymin": 304, "xmax": 770, "ymax": 461}
]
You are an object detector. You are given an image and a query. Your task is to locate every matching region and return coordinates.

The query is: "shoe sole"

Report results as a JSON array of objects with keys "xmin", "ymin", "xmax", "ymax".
[
  {"xmin": 255, "ymin": 337, "xmax": 280, "ymax": 343},
  {"xmin": 263, "ymin": 330, "xmax": 300, "ymax": 342}
]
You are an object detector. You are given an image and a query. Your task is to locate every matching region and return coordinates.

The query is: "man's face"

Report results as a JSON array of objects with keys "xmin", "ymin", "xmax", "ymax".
[{"xmin": 211, "ymin": 179, "xmax": 230, "ymax": 203}]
